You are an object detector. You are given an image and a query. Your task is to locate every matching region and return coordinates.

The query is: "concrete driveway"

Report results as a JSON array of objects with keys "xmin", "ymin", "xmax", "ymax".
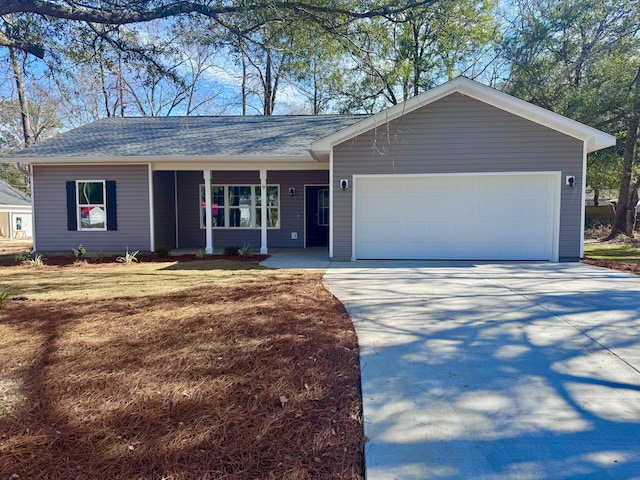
[{"xmin": 324, "ymin": 262, "xmax": 640, "ymax": 480}]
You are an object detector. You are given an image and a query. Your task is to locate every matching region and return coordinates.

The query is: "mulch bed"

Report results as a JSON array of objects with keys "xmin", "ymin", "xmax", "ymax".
[
  {"xmin": 0, "ymin": 275, "xmax": 363, "ymax": 479},
  {"xmin": 581, "ymin": 257, "xmax": 640, "ymax": 275},
  {"xmin": 0, "ymin": 253, "xmax": 269, "ymax": 267}
]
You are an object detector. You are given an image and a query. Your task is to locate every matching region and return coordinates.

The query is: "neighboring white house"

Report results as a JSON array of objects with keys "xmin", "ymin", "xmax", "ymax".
[{"xmin": 0, "ymin": 179, "xmax": 32, "ymax": 239}]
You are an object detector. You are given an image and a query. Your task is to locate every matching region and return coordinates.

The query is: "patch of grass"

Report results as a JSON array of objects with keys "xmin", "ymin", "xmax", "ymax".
[
  {"xmin": 584, "ymin": 244, "xmax": 640, "ymax": 260},
  {"xmin": 0, "ymin": 260, "xmax": 285, "ymax": 301},
  {"xmin": 0, "ymin": 274, "xmax": 363, "ymax": 479},
  {"xmin": 584, "ymin": 230, "xmax": 640, "ymax": 261}
]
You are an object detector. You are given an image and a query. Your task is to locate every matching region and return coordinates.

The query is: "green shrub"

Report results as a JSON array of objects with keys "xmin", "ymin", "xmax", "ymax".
[
  {"xmin": 26, "ymin": 254, "xmax": 44, "ymax": 267},
  {"xmin": 155, "ymin": 245, "xmax": 170, "ymax": 259},
  {"xmin": 117, "ymin": 248, "xmax": 139, "ymax": 265},
  {"xmin": 94, "ymin": 250, "xmax": 105, "ymax": 263},
  {"xmin": 14, "ymin": 252, "xmax": 31, "ymax": 265},
  {"xmin": 196, "ymin": 249, "xmax": 207, "ymax": 259},
  {"xmin": 71, "ymin": 244, "xmax": 86, "ymax": 261},
  {"xmin": 223, "ymin": 246, "xmax": 239, "ymax": 256},
  {"xmin": 0, "ymin": 287, "xmax": 11, "ymax": 310},
  {"xmin": 240, "ymin": 244, "xmax": 252, "ymax": 258}
]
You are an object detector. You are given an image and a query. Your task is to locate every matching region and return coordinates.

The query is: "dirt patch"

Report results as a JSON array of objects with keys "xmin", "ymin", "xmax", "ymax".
[
  {"xmin": 581, "ymin": 257, "xmax": 640, "ymax": 275},
  {"xmin": 0, "ymin": 274, "xmax": 363, "ymax": 479},
  {"xmin": 0, "ymin": 240, "xmax": 32, "ymax": 257}
]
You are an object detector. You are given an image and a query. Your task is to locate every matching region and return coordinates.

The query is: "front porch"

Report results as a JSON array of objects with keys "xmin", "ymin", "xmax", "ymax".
[{"xmin": 151, "ymin": 168, "xmax": 330, "ymax": 255}]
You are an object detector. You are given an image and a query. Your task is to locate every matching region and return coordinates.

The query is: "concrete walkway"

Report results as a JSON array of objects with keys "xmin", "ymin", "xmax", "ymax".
[
  {"xmin": 324, "ymin": 262, "xmax": 640, "ymax": 480},
  {"xmin": 259, "ymin": 248, "xmax": 331, "ymax": 269}
]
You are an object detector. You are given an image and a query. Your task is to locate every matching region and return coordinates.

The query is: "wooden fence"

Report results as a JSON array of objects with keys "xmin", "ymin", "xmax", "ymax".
[{"xmin": 585, "ymin": 205, "xmax": 616, "ymax": 227}]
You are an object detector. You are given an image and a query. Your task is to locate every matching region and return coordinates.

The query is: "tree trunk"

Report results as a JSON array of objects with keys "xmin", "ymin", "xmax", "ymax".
[
  {"xmin": 241, "ymin": 49, "xmax": 247, "ymax": 116},
  {"xmin": 9, "ymin": 46, "xmax": 34, "ymax": 147},
  {"xmin": 263, "ymin": 47, "xmax": 273, "ymax": 115},
  {"xmin": 593, "ymin": 188, "xmax": 599, "ymax": 207},
  {"xmin": 611, "ymin": 114, "xmax": 639, "ymax": 237},
  {"xmin": 628, "ymin": 177, "xmax": 640, "ymax": 233},
  {"xmin": 9, "ymin": 46, "xmax": 33, "ymax": 194}
]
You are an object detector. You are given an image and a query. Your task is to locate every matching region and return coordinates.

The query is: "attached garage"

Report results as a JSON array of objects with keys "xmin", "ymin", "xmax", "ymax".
[
  {"xmin": 310, "ymin": 77, "xmax": 616, "ymax": 262},
  {"xmin": 354, "ymin": 173, "xmax": 560, "ymax": 261}
]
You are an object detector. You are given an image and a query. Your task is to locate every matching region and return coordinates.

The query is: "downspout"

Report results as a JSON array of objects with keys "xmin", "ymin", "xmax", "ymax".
[
  {"xmin": 328, "ymin": 149, "xmax": 334, "ymax": 259},
  {"xmin": 174, "ymin": 171, "xmax": 179, "ymax": 249},
  {"xmin": 148, "ymin": 164, "xmax": 155, "ymax": 252},
  {"xmin": 30, "ymin": 165, "xmax": 36, "ymax": 254},
  {"xmin": 204, "ymin": 169, "xmax": 213, "ymax": 254}
]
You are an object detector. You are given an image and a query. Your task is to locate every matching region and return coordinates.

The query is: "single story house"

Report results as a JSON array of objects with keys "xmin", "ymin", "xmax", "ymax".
[
  {"xmin": 0, "ymin": 179, "xmax": 32, "ymax": 239},
  {"xmin": 8, "ymin": 77, "xmax": 615, "ymax": 261}
]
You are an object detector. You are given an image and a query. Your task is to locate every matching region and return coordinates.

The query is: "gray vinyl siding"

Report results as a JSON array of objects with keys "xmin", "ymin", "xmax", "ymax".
[
  {"xmin": 269, "ymin": 170, "xmax": 329, "ymax": 248},
  {"xmin": 153, "ymin": 171, "xmax": 177, "ymax": 250},
  {"xmin": 32, "ymin": 164, "xmax": 151, "ymax": 252},
  {"xmin": 332, "ymin": 93, "xmax": 584, "ymax": 260},
  {"xmin": 176, "ymin": 170, "xmax": 328, "ymax": 249}
]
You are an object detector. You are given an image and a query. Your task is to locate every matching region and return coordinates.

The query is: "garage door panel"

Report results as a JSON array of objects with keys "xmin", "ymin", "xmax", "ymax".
[{"xmin": 355, "ymin": 174, "xmax": 557, "ymax": 261}]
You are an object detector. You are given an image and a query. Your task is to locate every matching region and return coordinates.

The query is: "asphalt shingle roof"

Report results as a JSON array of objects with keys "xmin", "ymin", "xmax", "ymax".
[
  {"xmin": 8, "ymin": 115, "xmax": 368, "ymax": 158},
  {"xmin": 0, "ymin": 180, "xmax": 30, "ymax": 206}
]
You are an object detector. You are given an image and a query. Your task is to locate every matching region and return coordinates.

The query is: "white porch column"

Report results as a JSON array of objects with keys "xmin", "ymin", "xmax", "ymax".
[
  {"xmin": 204, "ymin": 169, "xmax": 213, "ymax": 254},
  {"xmin": 260, "ymin": 169, "xmax": 268, "ymax": 254}
]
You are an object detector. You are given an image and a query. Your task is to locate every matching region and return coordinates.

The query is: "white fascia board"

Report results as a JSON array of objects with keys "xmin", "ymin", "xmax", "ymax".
[
  {"xmin": 151, "ymin": 161, "xmax": 329, "ymax": 171},
  {"xmin": 0, "ymin": 205, "xmax": 32, "ymax": 213},
  {"xmin": 311, "ymin": 76, "xmax": 616, "ymax": 154}
]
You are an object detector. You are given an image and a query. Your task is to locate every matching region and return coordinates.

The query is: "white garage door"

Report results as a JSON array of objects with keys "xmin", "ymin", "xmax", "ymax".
[{"xmin": 354, "ymin": 173, "xmax": 559, "ymax": 261}]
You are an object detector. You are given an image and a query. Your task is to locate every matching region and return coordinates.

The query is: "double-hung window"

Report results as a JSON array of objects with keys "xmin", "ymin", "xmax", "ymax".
[
  {"xmin": 77, "ymin": 181, "xmax": 106, "ymax": 230},
  {"xmin": 200, "ymin": 185, "xmax": 280, "ymax": 229},
  {"xmin": 66, "ymin": 180, "xmax": 117, "ymax": 231}
]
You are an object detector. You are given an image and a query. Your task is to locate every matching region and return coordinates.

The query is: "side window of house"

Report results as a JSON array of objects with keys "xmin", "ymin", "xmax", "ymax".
[
  {"xmin": 200, "ymin": 185, "xmax": 279, "ymax": 229},
  {"xmin": 66, "ymin": 180, "xmax": 117, "ymax": 231},
  {"xmin": 78, "ymin": 181, "xmax": 106, "ymax": 230}
]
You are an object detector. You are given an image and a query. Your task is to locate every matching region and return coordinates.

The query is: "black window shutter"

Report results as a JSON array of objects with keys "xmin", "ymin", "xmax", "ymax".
[
  {"xmin": 66, "ymin": 181, "xmax": 77, "ymax": 231},
  {"xmin": 106, "ymin": 180, "xmax": 117, "ymax": 231}
]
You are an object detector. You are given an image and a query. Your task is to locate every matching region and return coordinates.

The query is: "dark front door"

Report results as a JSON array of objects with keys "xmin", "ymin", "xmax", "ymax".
[{"xmin": 305, "ymin": 185, "xmax": 329, "ymax": 247}]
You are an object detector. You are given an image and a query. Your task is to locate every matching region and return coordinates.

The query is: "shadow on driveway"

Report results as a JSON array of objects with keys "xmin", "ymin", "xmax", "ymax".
[{"xmin": 325, "ymin": 262, "xmax": 640, "ymax": 479}]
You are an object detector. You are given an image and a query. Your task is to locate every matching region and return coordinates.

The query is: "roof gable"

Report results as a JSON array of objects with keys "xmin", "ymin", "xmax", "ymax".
[
  {"xmin": 311, "ymin": 77, "xmax": 615, "ymax": 154},
  {"xmin": 0, "ymin": 180, "xmax": 30, "ymax": 206}
]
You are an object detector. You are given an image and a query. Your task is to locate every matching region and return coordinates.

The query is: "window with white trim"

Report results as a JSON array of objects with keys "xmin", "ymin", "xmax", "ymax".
[
  {"xmin": 77, "ymin": 180, "xmax": 106, "ymax": 231},
  {"xmin": 200, "ymin": 185, "xmax": 280, "ymax": 229}
]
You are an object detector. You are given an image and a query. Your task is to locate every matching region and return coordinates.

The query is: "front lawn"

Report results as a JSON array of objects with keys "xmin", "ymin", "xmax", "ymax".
[
  {"xmin": 583, "ymin": 242, "xmax": 640, "ymax": 260},
  {"xmin": 0, "ymin": 261, "xmax": 363, "ymax": 479},
  {"xmin": 583, "ymin": 233, "xmax": 640, "ymax": 274}
]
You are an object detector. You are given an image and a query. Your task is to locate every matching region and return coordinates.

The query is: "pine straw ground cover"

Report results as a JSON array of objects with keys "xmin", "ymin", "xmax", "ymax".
[{"xmin": 0, "ymin": 262, "xmax": 364, "ymax": 479}]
